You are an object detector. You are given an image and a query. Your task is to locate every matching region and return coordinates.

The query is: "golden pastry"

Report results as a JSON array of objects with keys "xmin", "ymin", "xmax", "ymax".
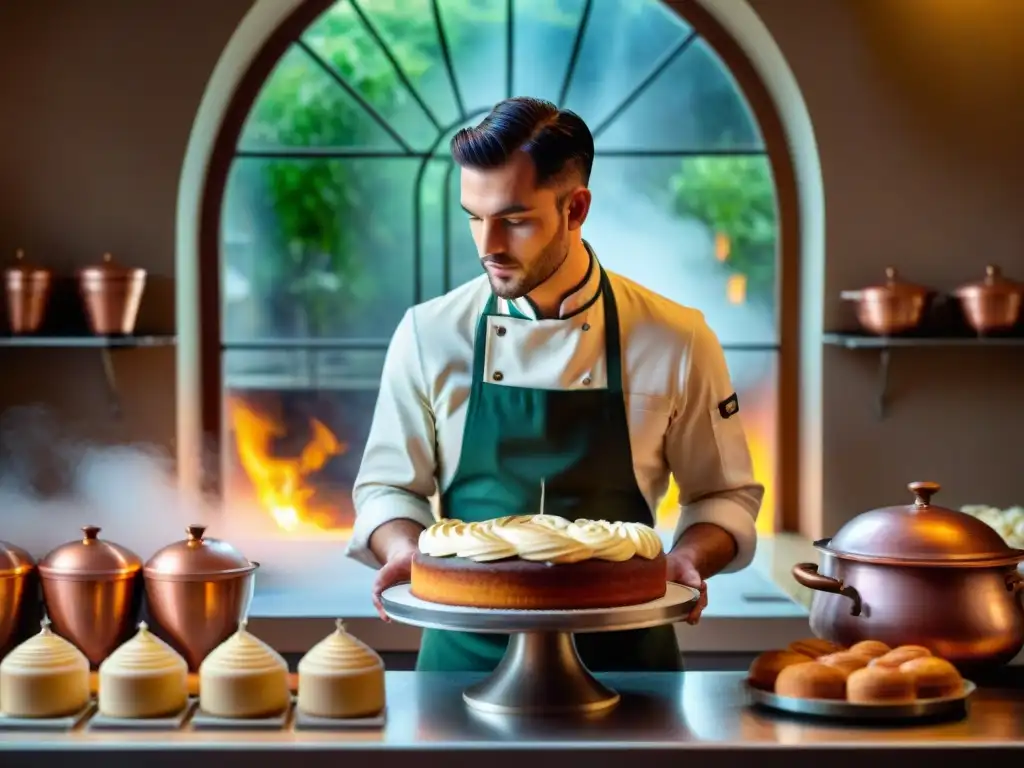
[
  {"xmin": 199, "ymin": 620, "xmax": 290, "ymax": 718},
  {"xmin": 0, "ymin": 618, "xmax": 90, "ymax": 718},
  {"xmin": 297, "ymin": 619, "xmax": 385, "ymax": 718},
  {"xmin": 846, "ymin": 665, "xmax": 915, "ymax": 703},
  {"xmin": 774, "ymin": 661, "xmax": 846, "ymax": 700},
  {"xmin": 98, "ymin": 621, "xmax": 188, "ymax": 718}
]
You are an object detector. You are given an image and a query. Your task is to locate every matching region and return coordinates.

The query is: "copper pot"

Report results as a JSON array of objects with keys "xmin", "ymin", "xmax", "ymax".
[
  {"xmin": 0, "ymin": 540, "xmax": 36, "ymax": 656},
  {"xmin": 4, "ymin": 249, "xmax": 51, "ymax": 334},
  {"xmin": 793, "ymin": 481, "xmax": 1024, "ymax": 671},
  {"xmin": 953, "ymin": 265, "xmax": 1023, "ymax": 334},
  {"xmin": 38, "ymin": 525, "xmax": 143, "ymax": 667},
  {"xmin": 840, "ymin": 267, "xmax": 931, "ymax": 335},
  {"xmin": 77, "ymin": 252, "xmax": 146, "ymax": 335},
  {"xmin": 143, "ymin": 524, "xmax": 259, "ymax": 671}
]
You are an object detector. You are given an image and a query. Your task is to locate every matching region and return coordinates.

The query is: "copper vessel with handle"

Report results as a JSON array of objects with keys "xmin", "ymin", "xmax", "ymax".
[
  {"xmin": 77, "ymin": 252, "xmax": 146, "ymax": 335},
  {"xmin": 840, "ymin": 267, "xmax": 932, "ymax": 335},
  {"xmin": 953, "ymin": 265, "xmax": 1023, "ymax": 334},
  {"xmin": 0, "ymin": 540, "xmax": 37, "ymax": 655},
  {"xmin": 38, "ymin": 525, "xmax": 144, "ymax": 667},
  {"xmin": 4, "ymin": 249, "xmax": 52, "ymax": 334},
  {"xmin": 792, "ymin": 481, "xmax": 1024, "ymax": 671},
  {"xmin": 143, "ymin": 524, "xmax": 259, "ymax": 671}
]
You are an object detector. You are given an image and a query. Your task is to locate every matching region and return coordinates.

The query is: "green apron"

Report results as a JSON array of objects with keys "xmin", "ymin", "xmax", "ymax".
[{"xmin": 416, "ymin": 267, "xmax": 682, "ymax": 673}]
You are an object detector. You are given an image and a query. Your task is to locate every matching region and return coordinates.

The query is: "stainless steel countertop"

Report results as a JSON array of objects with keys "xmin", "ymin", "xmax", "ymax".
[{"xmin": 0, "ymin": 670, "xmax": 1022, "ymax": 766}]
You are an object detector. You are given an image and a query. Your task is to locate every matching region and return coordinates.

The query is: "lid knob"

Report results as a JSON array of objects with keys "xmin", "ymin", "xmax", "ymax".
[
  {"xmin": 985, "ymin": 264, "xmax": 1001, "ymax": 283},
  {"xmin": 81, "ymin": 525, "xmax": 101, "ymax": 542},
  {"xmin": 185, "ymin": 524, "xmax": 207, "ymax": 542},
  {"xmin": 14, "ymin": 249, "xmax": 25, "ymax": 261},
  {"xmin": 884, "ymin": 266, "xmax": 899, "ymax": 282},
  {"xmin": 102, "ymin": 252, "xmax": 113, "ymax": 263},
  {"xmin": 908, "ymin": 481, "xmax": 940, "ymax": 508}
]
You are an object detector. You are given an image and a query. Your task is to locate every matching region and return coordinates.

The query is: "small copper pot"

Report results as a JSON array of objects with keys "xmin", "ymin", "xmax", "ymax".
[
  {"xmin": 143, "ymin": 524, "xmax": 259, "ymax": 671},
  {"xmin": 77, "ymin": 252, "xmax": 146, "ymax": 335},
  {"xmin": 38, "ymin": 526, "xmax": 143, "ymax": 667},
  {"xmin": 0, "ymin": 540, "xmax": 36, "ymax": 656},
  {"xmin": 840, "ymin": 267, "xmax": 932, "ymax": 335},
  {"xmin": 792, "ymin": 481, "xmax": 1024, "ymax": 672},
  {"xmin": 4, "ymin": 249, "xmax": 51, "ymax": 334},
  {"xmin": 953, "ymin": 265, "xmax": 1023, "ymax": 334}
]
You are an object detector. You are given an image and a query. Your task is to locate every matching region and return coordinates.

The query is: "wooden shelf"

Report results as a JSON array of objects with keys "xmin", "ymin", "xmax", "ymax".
[{"xmin": 823, "ymin": 332, "xmax": 1024, "ymax": 419}]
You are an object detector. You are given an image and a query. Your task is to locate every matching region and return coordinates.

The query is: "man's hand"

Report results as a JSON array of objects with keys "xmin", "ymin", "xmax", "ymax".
[
  {"xmin": 371, "ymin": 540, "xmax": 418, "ymax": 622},
  {"xmin": 667, "ymin": 551, "xmax": 708, "ymax": 625}
]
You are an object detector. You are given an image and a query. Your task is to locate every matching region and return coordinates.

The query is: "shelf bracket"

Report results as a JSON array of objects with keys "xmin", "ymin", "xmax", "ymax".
[
  {"xmin": 98, "ymin": 347, "xmax": 122, "ymax": 420},
  {"xmin": 876, "ymin": 349, "xmax": 891, "ymax": 420}
]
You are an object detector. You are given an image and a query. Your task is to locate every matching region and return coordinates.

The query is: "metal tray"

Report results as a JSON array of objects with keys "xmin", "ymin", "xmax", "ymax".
[
  {"xmin": 746, "ymin": 680, "xmax": 976, "ymax": 722},
  {"xmin": 381, "ymin": 582, "xmax": 699, "ymax": 634}
]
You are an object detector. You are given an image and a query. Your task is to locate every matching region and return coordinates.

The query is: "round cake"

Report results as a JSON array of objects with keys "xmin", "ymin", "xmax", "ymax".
[
  {"xmin": 0, "ymin": 618, "xmax": 90, "ymax": 718},
  {"xmin": 198, "ymin": 621, "xmax": 290, "ymax": 718},
  {"xmin": 410, "ymin": 516, "xmax": 667, "ymax": 609},
  {"xmin": 98, "ymin": 621, "xmax": 188, "ymax": 718},
  {"xmin": 297, "ymin": 619, "xmax": 385, "ymax": 719}
]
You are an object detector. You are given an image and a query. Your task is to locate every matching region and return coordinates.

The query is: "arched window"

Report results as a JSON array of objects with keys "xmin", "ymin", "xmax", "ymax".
[{"xmin": 201, "ymin": 0, "xmax": 798, "ymax": 540}]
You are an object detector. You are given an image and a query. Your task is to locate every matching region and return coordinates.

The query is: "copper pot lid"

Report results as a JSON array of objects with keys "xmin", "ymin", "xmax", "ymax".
[
  {"xmin": 840, "ymin": 267, "xmax": 931, "ymax": 301},
  {"xmin": 0, "ymin": 540, "xmax": 35, "ymax": 578},
  {"xmin": 78, "ymin": 252, "xmax": 146, "ymax": 283},
  {"xmin": 822, "ymin": 481, "xmax": 1024, "ymax": 566},
  {"xmin": 954, "ymin": 265, "xmax": 1023, "ymax": 299},
  {"xmin": 38, "ymin": 526, "xmax": 142, "ymax": 579},
  {"xmin": 143, "ymin": 524, "xmax": 257, "ymax": 582},
  {"xmin": 4, "ymin": 249, "xmax": 51, "ymax": 283}
]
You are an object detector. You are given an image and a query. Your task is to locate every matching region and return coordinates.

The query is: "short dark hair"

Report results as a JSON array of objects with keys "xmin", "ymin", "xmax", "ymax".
[{"xmin": 450, "ymin": 97, "xmax": 595, "ymax": 187}]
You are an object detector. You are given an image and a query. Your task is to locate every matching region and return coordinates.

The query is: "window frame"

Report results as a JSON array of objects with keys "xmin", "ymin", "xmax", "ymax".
[{"xmin": 197, "ymin": 0, "xmax": 802, "ymax": 532}]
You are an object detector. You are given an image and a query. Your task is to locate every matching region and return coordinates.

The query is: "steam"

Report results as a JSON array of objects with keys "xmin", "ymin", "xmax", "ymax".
[{"xmin": 0, "ymin": 405, "xmax": 217, "ymax": 560}]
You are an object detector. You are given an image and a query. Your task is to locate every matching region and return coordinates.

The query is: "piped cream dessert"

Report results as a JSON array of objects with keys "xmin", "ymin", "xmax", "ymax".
[
  {"xmin": 98, "ymin": 621, "xmax": 188, "ymax": 718},
  {"xmin": 411, "ymin": 517, "xmax": 667, "ymax": 609},
  {"xmin": 198, "ymin": 620, "xmax": 290, "ymax": 718},
  {"xmin": 0, "ymin": 617, "xmax": 90, "ymax": 718},
  {"xmin": 297, "ymin": 619, "xmax": 385, "ymax": 718}
]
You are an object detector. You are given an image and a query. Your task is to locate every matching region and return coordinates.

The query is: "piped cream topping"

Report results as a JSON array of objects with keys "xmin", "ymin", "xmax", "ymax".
[
  {"xmin": 1, "ymin": 618, "xmax": 88, "ymax": 672},
  {"xmin": 565, "ymin": 520, "xmax": 637, "ymax": 561},
  {"xmin": 200, "ymin": 620, "xmax": 286, "ymax": 674},
  {"xmin": 101, "ymin": 621, "xmax": 187, "ymax": 675},
  {"xmin": 299, "ymin": 619, "xmax": 383, "ymax": 674},
  {"xmin": 419, "ymin": 517, "xmax": 663, "ymax": 564}
]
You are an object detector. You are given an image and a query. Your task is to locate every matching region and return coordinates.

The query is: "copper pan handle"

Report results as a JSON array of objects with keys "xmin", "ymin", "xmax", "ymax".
[
  {"xmin": 792, "ymin": 563, "xmax": 863, "ymax": 617},
  {"xmin": 1005, "ymin": 571, "xmax": 1024, "ymax": 604}
]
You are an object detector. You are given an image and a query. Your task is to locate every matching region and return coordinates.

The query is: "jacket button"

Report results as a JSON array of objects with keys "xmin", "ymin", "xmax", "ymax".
[
  {"xmin": 582, "ymin": 323, "xmax": 591, "ymax": 331},
  {"xmin": 496, "ymin": 326, "xmax": 507, "ymax": 337},
  {"xmin": 582, "ymin": 376, "xmax": 592, "ymax": 386},
  {"xmin": 493, "ymin": 371, "xmax": 504, "ymax": 382}
]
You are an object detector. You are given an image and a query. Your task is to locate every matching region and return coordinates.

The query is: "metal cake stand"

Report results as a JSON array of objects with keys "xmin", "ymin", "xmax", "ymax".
[{"xmin": 380, "ymin": 581, "xmax": 699, "ymax": 716}]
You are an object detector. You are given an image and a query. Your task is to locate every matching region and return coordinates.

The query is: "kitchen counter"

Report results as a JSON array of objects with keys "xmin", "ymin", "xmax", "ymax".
[
  {"xmin": 1, "ymin": 671, "xmax": 1021, "ymax": 767},
  {"xmin": 244, "ymin": 534, "xmax": 816, "ymax": 655}
]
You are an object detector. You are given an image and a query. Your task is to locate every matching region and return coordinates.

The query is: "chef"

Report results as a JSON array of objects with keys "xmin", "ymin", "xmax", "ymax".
[{"xmin": 347, "ymin": 96, "xmax": 764, "ymax": 673}]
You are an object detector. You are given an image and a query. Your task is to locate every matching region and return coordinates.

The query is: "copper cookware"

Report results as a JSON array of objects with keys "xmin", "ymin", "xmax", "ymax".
[
  {"xmin": 793, "ymin": 481, "xmax": 1024, "ymax": 671},
  {"xmin": 38, "ymin": 525, "xmax": 143, "ymax": 667},
  {"xmin": 77, "ymin": 252, "xmax": 146, "ymax": 335},
  {"xmin": 0, "ymin": 540, "xmax": 36, "ymax": 655},
  {"xmin": 4, "ymin": 249, "xmax": 52, "ymax": 334},
  {"xmin": 840, "ymin": 267, "xmax": 931, "ymax": 335},
  {"xmin": 143, "ymin": 524, "xmax": 259, "ymax": 671},
  {"xmin": 953, "ymin": 265, "xmax": 1023, "ymax": 334}
]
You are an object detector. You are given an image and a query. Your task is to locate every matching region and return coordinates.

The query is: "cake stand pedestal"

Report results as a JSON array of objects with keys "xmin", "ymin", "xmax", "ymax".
[{"xmin": 380, "ymin": 582, "xmax": 698, "ymax": 716}]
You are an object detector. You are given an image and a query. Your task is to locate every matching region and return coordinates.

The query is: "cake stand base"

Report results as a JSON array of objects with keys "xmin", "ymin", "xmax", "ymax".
[
  {"xmin": 380, "ymin": 582, "xmax": 699, "ymax": 717},
  {"xmin": 462, "ymin": 631, "xmax": 619, "ymax": 715}
]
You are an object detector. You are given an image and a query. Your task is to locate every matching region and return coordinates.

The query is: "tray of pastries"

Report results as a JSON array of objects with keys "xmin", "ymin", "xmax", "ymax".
[{"xmin": 745, "ymin": 637, "xmax": 975, "ymax": 721}]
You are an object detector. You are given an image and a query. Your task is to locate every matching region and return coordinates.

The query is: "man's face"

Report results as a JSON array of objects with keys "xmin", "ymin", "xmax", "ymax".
[{"xmin": 460, "ymin": 151, "xmax": 586, "ymax": 300}]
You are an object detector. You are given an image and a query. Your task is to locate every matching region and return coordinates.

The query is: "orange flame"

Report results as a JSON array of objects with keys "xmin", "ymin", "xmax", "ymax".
[{"xmin": 227, "ymin": 398, "xmax": 347, "ymax": 532}]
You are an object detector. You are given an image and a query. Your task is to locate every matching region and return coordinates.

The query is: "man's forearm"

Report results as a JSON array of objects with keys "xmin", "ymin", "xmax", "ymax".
[
  {"xmin": 670, "ymin": 522, "xmax": 738, "ymax": 578},
  {"xmin": 368, "ymin": 518, "xmax": 427, "ymax": 565}
]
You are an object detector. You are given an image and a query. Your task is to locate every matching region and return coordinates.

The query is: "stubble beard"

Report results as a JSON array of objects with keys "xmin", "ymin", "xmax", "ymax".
[{"xmin": 486, "ymin": 227, "xmax": 569, "ymax": 300}]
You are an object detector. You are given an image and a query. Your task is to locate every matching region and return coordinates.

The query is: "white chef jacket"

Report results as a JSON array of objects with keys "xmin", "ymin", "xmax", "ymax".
[{"xmin": 346, "ymin": 246, "xmax": 764, "ymax": 573}]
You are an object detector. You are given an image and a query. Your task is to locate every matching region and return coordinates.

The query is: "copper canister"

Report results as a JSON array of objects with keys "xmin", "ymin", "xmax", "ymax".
[
  {"xmin": 840, "ymin": 267, "xmax": 932, "ymax": 335},
  {"xmin": 4, "ymin": 249, "xmax": 52, "ymax": 334},
  {"xmin": 143, "ymin": 524, "xmax": 259, "ymax": 671},
  {"xmin": 38, "ymin": 525, "xmax": 143, "ymax": 667},
  {"xmin": 953, "ymin": 265, "xmax": 1023, "ymax": 334},
  {"xmin": 0, "ymin": 541, "xmax": 37, "ymax": 656},
  {"xmin": 77, "ymin": 252, "xmax": 146, "ymax": 335}
]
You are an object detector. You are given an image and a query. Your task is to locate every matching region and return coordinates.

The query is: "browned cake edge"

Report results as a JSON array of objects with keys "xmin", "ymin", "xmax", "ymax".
[{"xmin": 410, "ymin": 552, "xmax": 667, "ymax": 609}]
